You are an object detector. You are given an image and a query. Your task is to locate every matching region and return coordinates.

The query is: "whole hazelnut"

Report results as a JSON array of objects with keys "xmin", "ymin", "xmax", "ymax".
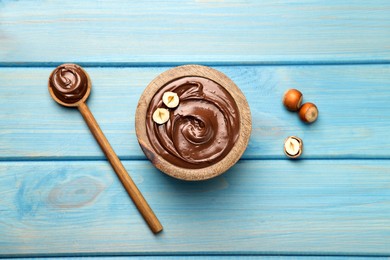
[
  {"xmin": 299, "ymin": 102, "xmax": 318, "ymax": 123},
  {"xmin": 283, "ymin": 89, "xmax": 303, "ymax": 111}
]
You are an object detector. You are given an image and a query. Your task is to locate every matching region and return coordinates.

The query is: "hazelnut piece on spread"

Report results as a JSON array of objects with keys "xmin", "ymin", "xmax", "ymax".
[
  {"xmin": 162, "ymin": 92, "xmax": 179, "ymax": 108},
  {"xmin": 152, "ymin": 108, "xmax": 170, "ymax": 124}
]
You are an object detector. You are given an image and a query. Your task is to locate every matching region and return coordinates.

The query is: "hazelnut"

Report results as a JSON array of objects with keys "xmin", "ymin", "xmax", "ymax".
[
  {"xmin": 162, "ymin": 92, "xmax": 179, "ymax": 108},
  {"xmin": 299, "ymin": 102, "xmax": 318, "ymax": 123},
  {"xmin": 283, "ymin": 89, "xmax": 303, "ymax": 111},
  {"xmin": 284, "ymin": 136, "xmax": 303, "ymax": 159},
  {"xmin": 152, "ymin": 108, "xmax": 170, "ymax": 124}
]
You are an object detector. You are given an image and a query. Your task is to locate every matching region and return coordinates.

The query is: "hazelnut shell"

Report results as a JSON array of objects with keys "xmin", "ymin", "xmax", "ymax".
[{"xmin": 299, "ymin": 102, "xmax": 318, "ymax": 123}]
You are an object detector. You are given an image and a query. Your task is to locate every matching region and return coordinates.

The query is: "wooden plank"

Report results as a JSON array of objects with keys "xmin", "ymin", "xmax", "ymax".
[
  {"xmin": 1, "ymin": 1, "xmax": 390, "ymax": 64},
  {"xmin": 1, "ymin": 160, "xmax": 389, "ymax": 256},
  {"xmin": 1, "ymin": 65, "xmax": 390, "ymax": 160},
  {"xmin": 8, "ymin": 255, "xmax": 388, "ymax": 260}
]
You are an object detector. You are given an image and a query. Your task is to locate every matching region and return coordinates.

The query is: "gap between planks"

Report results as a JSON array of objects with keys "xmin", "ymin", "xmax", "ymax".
[
  {"xmin": 2, "ymin": 157, "xmax": 390, "ymax": 163},
  {"xmin": 1, "ymin": 60, "xmax": 390, "ymax": 68}
]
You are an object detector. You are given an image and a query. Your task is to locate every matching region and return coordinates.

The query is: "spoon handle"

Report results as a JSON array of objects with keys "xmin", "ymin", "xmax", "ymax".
[{"xmin": 78, "ymin": 102, "xmax": 163, "ymax": 234}]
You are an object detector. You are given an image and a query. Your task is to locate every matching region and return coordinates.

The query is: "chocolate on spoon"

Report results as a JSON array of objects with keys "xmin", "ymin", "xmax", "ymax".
[
  {"xmin": 48, "ymin": 64, "xmax": 90, "ymax": 106},
  {"xmin": 48, "ymin": 64, "xmax": 162, "ymax": 234}
]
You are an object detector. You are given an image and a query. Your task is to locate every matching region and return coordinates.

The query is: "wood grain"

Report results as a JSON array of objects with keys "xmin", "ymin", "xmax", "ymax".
[
  {"xmin": 0, "ymin": 1, "xmax": 389, "ymax": 64},
  {"xmin": 1, "ymin": 65, "xmax": 390, "ymax": 160},
  {"xmin": 1, "ymin": 160, "xmax": 389, "ymax": 256}
]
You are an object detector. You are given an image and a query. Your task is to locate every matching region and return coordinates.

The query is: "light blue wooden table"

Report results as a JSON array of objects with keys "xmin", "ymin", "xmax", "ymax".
[{"xmin": 1, "ymin": 1, "xmax": 390, "ymax": 259}]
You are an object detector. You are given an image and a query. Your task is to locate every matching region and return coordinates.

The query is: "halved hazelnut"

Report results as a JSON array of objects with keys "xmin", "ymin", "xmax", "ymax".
[
  {"xmin": 284, "ymin": 136, "xmax": 303, "ymax": 159},
  {"xmin": 152, "ymin": 108, "xmax": 170, "ymax": 124},
  {"xmin": 162, "ymin": 92, "xmax": 179, "ymax": 108}
]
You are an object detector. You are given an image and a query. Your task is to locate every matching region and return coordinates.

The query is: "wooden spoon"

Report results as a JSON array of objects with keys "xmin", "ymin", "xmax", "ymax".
[{"xmin": 48, "ymin": 63, "xmax": 163, "ymax": 234}]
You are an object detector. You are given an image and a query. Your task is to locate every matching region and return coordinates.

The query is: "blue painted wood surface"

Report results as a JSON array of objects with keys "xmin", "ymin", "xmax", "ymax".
[
  {"xmin": 5, "ymin": 255, "xmax": 387, "ymax": 260},
  {"xmin": 0, "ymin": 0, "xmax": 390, "ymax": 258},
  {"xmin": 1, "ymin": 160, "xmax": 390, "ymax": 256},
  {"xmin": 1, "ymin": 65, "xmax": 390, "ymax": 160},
  {"xmin": 1, "ymin": 1, "xmax": 390, "ymax": 64},
  {"xmin": 11, "ymin": 255, "xmax": 387, "ymax": 260}
]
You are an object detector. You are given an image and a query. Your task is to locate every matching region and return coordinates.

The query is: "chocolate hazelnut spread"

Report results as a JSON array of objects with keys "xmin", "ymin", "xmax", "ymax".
[
  {"xmin": 49, "ymin": 64, "xmax": 88, "ymax": 104},
  {"xmin": 146, "ymin": 76, "xmax": 240, "ymax": 169}
]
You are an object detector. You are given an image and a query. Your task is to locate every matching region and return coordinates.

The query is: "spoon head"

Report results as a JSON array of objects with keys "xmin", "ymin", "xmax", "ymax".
[{"xmin": 48, "ymin": 63, "xmax": 91, "ymax": 107}]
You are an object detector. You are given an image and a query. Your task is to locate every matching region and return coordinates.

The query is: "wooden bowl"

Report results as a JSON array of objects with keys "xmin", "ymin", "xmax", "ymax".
[{"xmin": 135, "ymin": 65, "xmax": 251, "ymax": 181}]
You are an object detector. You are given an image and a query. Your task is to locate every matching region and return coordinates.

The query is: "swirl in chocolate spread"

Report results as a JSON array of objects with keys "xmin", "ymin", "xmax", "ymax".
[
  {"xmin": 49, "ymin": 64, "xmax": 88, "ymax": 104},
  {"xmin": 146, "ymin": 76, "xmax": 240, "ymax": 169}
]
